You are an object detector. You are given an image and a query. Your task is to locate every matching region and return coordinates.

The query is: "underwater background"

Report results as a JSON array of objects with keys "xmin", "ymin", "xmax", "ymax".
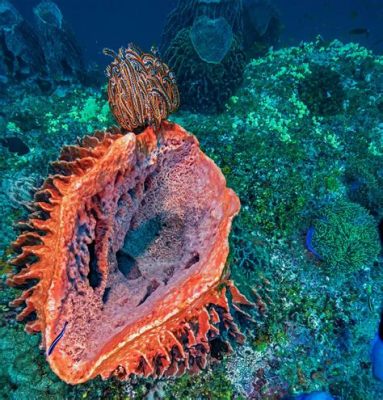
[{"xmin": 1, "ymin": 0, "xmax": 383, "ymax": 399}]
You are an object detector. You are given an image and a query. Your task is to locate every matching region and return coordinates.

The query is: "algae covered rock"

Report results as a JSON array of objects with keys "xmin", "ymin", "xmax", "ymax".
[
  {"xmin": 311, "ymin": 200, "xmax": 380, "ymax": 273},
  {"xmin": 0, "ymin": 324, "xmax": 68, "ymax": 399},
  {"xmin": 298, "ymin": 63, "xmax": 345, "ymax": 116}
]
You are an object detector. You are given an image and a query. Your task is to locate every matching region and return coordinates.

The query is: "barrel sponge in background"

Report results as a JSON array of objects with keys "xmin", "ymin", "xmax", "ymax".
[
  {"xmin": 190, "ymin": 16, "xmax": 233, "ymax": 64},
  {"xmin": 163, "ymin": 27, "xmax": 245, "ymax": 114},
  {"xmin": 0, "ymin": 0, "xmax": 46, "ymax": 80},
  {"xmin": 33, "ymin": 0, "xmax": 85, "ymax": 83}
]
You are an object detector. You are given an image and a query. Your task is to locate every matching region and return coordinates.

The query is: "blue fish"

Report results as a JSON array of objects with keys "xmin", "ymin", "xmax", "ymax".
[
  {"xmin": 371, "ymin": 312, "xmax": 383, "ymax": 380},
  {"xmin": 285, "ymin": 391, "xmax": 334, "ymax": 400},
  {"xmin": 305, "ymin": 227, "xmax": 323, "ymax": 260},
  {"xmin": 47, "ymin": 321, "xmax": 68, "ymax": 356}
]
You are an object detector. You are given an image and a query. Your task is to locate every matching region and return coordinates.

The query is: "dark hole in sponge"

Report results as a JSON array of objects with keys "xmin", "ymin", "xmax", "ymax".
[
  {"xmin": 87, "ymin": 241, "xmax": 102, "ymax": 289},
  {"xmin": 116, "ymin": 251, "xmax": 142, "ymax": 280},
  {"xmin": 121, "ymin": 215, "xmax": 163, "ymax": 257},
  {"xmin": 116, "ymin": 215, "xmax": 163, "ymax": 281},
  {"xmin": 102, "ymin": 287, "xmax": 111, "ymax": 304},
  {"xmin": 138, "ymin": 279, "xmax": 160, "ymax": 306},
  {"xmin": 185, "ymin": 252, "xmax": 200, "ymax": 269}
]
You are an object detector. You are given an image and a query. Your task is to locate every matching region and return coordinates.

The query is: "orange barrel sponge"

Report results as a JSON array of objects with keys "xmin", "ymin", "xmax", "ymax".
[{"xmin": 7, "ymin": 121, "xmax": 250, "ymax": 384}]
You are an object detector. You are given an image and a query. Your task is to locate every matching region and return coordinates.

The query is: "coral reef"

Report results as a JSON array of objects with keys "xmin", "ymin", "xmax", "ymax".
[
  {"xmin": 1, "ymin": 38, "xmax": 383, "ymax": 399},
  {"xmin": 298, "ymin": 63, "xmax": 345, "ymax": 116},
  {"xmin": 170, "ymin": 39, "xmax": 383, "ymax": 399},
  {"xmin": 310, "ymin": 200, "xmax": 380, "ymax": 274}
]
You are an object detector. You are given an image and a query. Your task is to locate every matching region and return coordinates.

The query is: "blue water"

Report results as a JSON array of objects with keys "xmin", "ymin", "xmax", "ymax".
[{"xmin": 11, "ymin": 0, "xmax": 383, "ymax": 66}]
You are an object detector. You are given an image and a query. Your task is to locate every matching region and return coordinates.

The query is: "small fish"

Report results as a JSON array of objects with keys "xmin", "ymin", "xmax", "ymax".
[
  {"xmin": 47, "ymin": 321, "xmax": 68, "ymax": 356},
  {"xmin": 349, "ymin": 28, "xmax": 370, "ymax": 37},
  {"xmin": 305, "ymin": 227, "xmax": 323, "ymax": 260},
  {"xmin": 285, "ymin": 392, "xmax": 334, "ymax": 400},
  {"xmin": 371, "ymin": 312, "xmax": 383, "ymax": 380}
]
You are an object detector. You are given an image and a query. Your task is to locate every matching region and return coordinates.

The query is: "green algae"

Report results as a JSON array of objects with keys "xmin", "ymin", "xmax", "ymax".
[
  {"xmin": 311, "ymin": 200, "xmax": 380, "ymax": 273},
  {"xmin": 161, "ymin": 367, "xmax": 235, "ymax": 400}
]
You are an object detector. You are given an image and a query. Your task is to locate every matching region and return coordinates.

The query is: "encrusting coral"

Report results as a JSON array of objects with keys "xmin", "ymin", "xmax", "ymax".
[
  {"xmin": 310, "ymin": 200, "xmax": 380, "ymax": 274},
  {"xmin": 6, "ymin": 44, "xmax": 248, "ymax": 384}
]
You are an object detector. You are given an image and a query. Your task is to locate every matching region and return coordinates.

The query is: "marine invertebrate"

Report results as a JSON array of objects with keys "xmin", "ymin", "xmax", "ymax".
[
  {"xmin": 160, "ymin": 0, "xmax": 243, "ymax": 55},
  {"xmin": 163, "ymin": 28, "xmax": 245, "ymax": 113},
  {"xmin": 161, "ymin": 0, "xmax": 280, "ymax": 63},
  {"xmin": 7, "ymin": 121, "xmax": 247, "ymax": 384},
  {"xmin": 190, "ymin": 16, "xmax": 233, "ymax": 64},
  {"xmin": 104, "ymin": 44, "xmax": 180, "ymax": 131},
  {"xmin": 309, "ymin": 200, "xmax": 380, "ymax": 273},
  {"xmin": 0, "ymin": 0, "xmax": 46, "ymax": 81},
  {"xmin": 241, "ymin": 0, "xmax": 281, "ymax": 57},
  {"xmin": 33, "ymin": 0, "xmax": 85, "ymax": 83}
]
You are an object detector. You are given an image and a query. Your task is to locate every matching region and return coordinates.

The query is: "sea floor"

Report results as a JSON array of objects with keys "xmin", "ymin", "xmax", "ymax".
[{"xmin": 1, "ymin": 39, "xmax": 383, "ymax": 399}]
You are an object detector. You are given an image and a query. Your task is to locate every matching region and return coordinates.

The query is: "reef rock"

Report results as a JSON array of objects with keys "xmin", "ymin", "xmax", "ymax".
[
  {"xmin": 33, "ymin": 0, "xmax": 85, "ymax": 83},
  {"xmin": 0, "ymin": 0, "xmax": 46, "ymax": 81}
]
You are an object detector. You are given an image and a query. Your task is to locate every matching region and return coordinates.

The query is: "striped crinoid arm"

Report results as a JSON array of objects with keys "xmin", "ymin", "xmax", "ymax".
[{"xmin": 104, "ymin": 43, "xmax": 179, "ymax": 132}]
